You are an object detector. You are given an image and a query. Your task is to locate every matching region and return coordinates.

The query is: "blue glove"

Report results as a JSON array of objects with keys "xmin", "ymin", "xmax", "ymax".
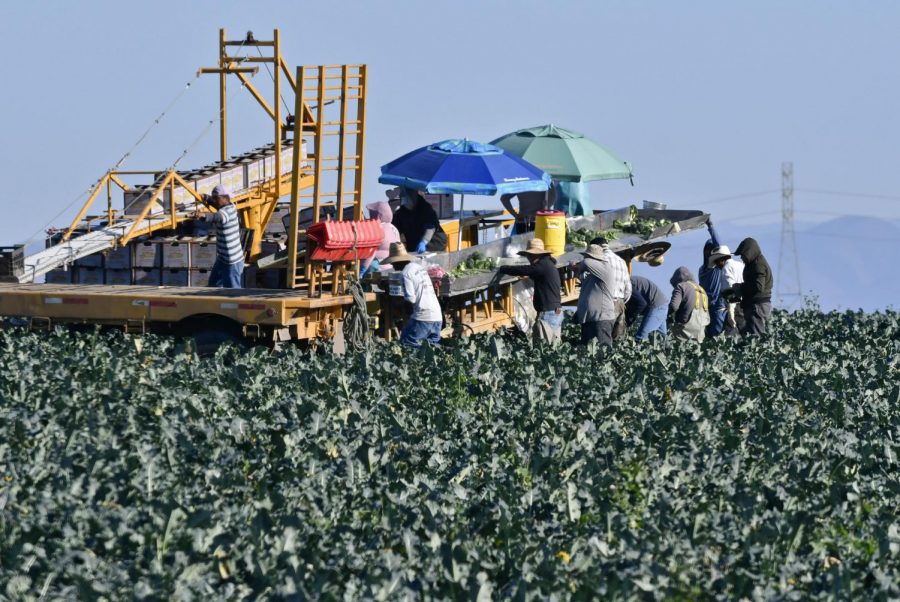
[{"xmin": 416, "ymin": 240, "xmax": 427, "ymax": 254}]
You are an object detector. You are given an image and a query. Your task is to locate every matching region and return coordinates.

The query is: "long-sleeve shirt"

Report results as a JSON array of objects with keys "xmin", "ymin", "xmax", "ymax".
[
  {"xmin": 625, "ymin": 275, "xmax": 667, "ymax": 324},
  {"xmin": 498, "ymin": 255, "xmax": 562, "ymax": 312},
  {"xmin": 609, "ymin": 252, "xmax": 632, "ymax": 301},
  {"xmin": 698, "ymin": 222, "xmax": 725, "ymax": 308},
  {"xmin": 400, "ymin": 262, "xmax": 442, "ymax": 322},
  {"xmin": 574, "ymin": 256, "xmax": 617, "ymax": 323},
  {"xmin": 213, "ymin": 203, "xmax": 244, "ymax": 265}
]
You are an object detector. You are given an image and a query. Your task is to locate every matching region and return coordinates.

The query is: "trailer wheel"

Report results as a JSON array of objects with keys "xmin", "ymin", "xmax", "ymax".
[
  {"xmin": 191, "ymin": 328, "xmax": 248, "ymax": 357},
  {"xmin": 176, "ymin": 315, "xmax": 248, "ymax": 358}
]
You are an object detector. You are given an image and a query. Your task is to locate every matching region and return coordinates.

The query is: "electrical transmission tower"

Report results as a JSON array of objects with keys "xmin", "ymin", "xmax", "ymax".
[{"xmin": 777, "ymin": 161, "xmax": 802, "ymax": 307}]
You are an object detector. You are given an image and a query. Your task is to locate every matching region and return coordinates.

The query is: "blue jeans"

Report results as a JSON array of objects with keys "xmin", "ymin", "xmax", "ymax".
[
  {"xmin": 706, "ymin": 302, "xmax": 728, "ymax": 338},
  {"xmin": 209, "ymin": 259, "xmax": 244, "ymax": 288},
  {"xmin": 635, "ymin": 304, "xmax": 668, "ymax": 341},
  {"xmin": 400, "ymin": 319, "xmax": 442, "ymax": 348},
  {"xmin": 534, "ymin": 309, "xmax": 564, "ymax": 344}
]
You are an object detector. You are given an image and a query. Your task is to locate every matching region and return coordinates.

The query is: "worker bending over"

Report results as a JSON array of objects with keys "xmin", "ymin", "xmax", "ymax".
[
  {"xmin": 205, "ymin": 185, "xmax": 244, "ymax": 288},
  {"xmin": 626, "ymin": 275, "xmax": 668, "ymax": 341},
  {"xmin": 497, "ymin": 238, "xmax": 563, "ymax": 345},
  {"xmin": 382, "ymin": 242, "xmax": 442, "ymax": 348}
]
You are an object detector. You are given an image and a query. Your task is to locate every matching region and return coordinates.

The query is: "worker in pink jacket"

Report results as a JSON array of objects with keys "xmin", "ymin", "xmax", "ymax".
[{"xmin": 362, "ymin": 201, "xmax": 401, "ymax": 277}]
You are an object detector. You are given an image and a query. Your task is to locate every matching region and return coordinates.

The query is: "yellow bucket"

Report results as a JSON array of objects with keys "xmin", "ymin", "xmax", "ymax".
[{"xmin": 534, "ymin": 210, "xmax": 567, "ymax": 256}]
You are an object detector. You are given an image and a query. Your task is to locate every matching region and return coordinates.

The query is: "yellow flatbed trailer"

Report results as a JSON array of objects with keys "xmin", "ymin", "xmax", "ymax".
[{"xmin": 0, "ymin": 283, "xmax": 374, "ymax": 344}]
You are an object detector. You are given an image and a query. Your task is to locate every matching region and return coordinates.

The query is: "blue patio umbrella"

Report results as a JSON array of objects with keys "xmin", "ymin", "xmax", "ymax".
[{"xmin": 379, "ymin": 139, "xmax": 551, "ymax": 250}]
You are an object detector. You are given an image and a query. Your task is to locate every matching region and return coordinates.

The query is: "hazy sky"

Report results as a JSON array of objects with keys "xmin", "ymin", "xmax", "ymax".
[{"xmin": 1, "ymin": 2, "xmax": 898, "ymax": 304}]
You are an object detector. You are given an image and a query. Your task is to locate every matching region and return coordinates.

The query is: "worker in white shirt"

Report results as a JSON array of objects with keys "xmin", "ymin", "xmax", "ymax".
[
  {"xmin": 382, "ymin": 242, "xmax": 442, "ymax": 348},
  {"xmin": 590, "ymin": 236, "xmax": 631, "ymax": 341}
]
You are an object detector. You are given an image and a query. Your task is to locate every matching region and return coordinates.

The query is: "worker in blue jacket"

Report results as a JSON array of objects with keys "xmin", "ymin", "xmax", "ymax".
[
  {"xmin": 698, "ymin": 219, "xmax": 728, "ymax": 337},
  {"xmin": 625, "ymin": 275, "xmax": 668, "ymax": 340}
]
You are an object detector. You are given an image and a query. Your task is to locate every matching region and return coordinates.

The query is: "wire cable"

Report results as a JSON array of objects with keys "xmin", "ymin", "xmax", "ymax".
[
  {"xmin": 796, "ymin": 188, "xmax": 900, "ymax": 202},
  {"xmin": 256, "ymin": 45, "xmax": 292, "ymax": 116},
  {"xmin": 691, "ymin": 190, "xmax": 780, "ymax": 207}
]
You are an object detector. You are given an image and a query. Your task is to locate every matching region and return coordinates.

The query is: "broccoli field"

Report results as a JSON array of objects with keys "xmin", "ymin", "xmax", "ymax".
[{"xmin": 1, "ymin": 310, "xmax": 899, "ymax": 600}]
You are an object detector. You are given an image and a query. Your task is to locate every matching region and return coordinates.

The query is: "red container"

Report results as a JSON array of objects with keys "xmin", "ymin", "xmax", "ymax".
[{"xmin": 307, "ymin": 220, "xmax": 383, "ymax": 261}]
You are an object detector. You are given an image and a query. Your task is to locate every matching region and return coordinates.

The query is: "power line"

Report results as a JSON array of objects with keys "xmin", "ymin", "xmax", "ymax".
[
  {"xmin": 796, "ymin": 188, "xmax": 900, "ymax": 202},
  {"xmin": 798, "ymin": 231, "xmax": 900, "ymax": 243},
  {"xmin": 692, "ymin": 189, "xmax": 780, "ymax": 206}
]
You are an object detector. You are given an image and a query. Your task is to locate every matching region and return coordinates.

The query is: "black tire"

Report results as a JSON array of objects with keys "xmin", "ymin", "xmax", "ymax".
[{"xmin": 190, "ymin": 328, "xmax": 248, "ymax": 358}]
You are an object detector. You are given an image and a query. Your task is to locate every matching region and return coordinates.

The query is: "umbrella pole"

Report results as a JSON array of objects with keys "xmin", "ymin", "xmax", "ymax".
[{"xmin": 457, "ymin": 194, "xmax": 465, "ymax": 252}]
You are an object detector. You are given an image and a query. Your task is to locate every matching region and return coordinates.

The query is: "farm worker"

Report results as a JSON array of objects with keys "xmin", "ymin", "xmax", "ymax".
[
  {"xmin": 361, "ymin": 201, "xmax": 401, "ymax": 277},
  {"xmin": 573, "ymin": 243, "xmax": 618, "ymax": 346},
  {"xmin": 668, "ymin": 266, "xmax": 710, "ymax": 342},
  {"xmin": 708, "ymin": 244, "xmax": 745, "ymax": 334},
  {"xmin": 500, "ymin": 187, "xmax": 556, "ymax": 234},
  {"xmin": 205, "ymin": 185, "xmax": 244, "ymax": 288},
  {"xmin": 391, "ymin": 187, "xmax": 448, "ymax": 254},
  {"xmin": 589, "ymin": 236, "xmax": 631, "ymax": 341},
  {"xmin": 698, "ymin": 219, "xmax": 729, "ymax": 338},
  {"xmin": 734, "ymin": 237, "xmax": 773, "ymax": 335},
  {"xmin": 382, "ymin": 242, "xmax": 442, "ymax": 348},
  {"xmin": 497, "ymin": 238, "xmax": 563, "ymax": 345},
  {"xmin": 625, "ymin": 275, "xmax": 668, "ymax": 341}
]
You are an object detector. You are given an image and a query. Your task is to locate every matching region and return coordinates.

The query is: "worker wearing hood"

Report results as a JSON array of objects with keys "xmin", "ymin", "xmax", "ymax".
[
  {"xmin": 361, "ymin": 201, "xmax": 401, "ymax": 276},
  {"xmin": 734, "ymin": 237, "xmax": 773, "ymax": 335},
  {"xmin": 668, "ymin": 266, "xmax": 710, "ymax": 342}
]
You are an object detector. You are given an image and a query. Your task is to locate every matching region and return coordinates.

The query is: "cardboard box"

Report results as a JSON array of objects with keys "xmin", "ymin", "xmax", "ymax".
[
  {"xmin": 105, "ymin": 269, "xmax": 133, "ymax": 285},
  {"xmin": 133, "ymin": 240, "xmax": 161, "ymax": 268},
  {"xmin": 105, "ymin": 246, "xmax": 131, "ymax": 270},
  {"xmin": 162, "ymin": 238, "xmax": 191, "ymax": 269},
  {"xmin": 76, "ymin": 267, "xmax": 104, "ymax": 285},
  {"xmin": 191, "ymin": 237, "xmax": 217, "ymax": 269},
  {"xmin": 44, "ymin": 269, "xmax": 72, "ymax": 284},
  {"xmin": 76, "ymin": 252, "xmax": 103, "ymax": 268},
  {"xmin": 161, "ymin": 268, "xmax": 189, "ymax": 287},
  {"xmin": 265, "ymin": 207, "xmax": 290, "ymax": 235},
  {"xmin": 189, "ymin": 269, "xmax": 212, "ymax": 287},
  {"xmin": 133, "ymin": 268, "xmax": 160, "ymax": 286}
]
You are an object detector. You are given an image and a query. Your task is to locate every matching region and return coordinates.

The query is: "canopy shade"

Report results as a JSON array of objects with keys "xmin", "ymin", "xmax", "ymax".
[
  {"xmin": 378, "ymin": 138, "xmax": 551, "ymax": 196},
  {"xmin": 490, "ymin": 124, "xmax": 633, "ymax": 183}
]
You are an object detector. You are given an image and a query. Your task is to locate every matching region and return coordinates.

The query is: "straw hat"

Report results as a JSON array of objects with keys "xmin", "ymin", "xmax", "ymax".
[
  {"xmin": 708, "ymin": 244, "xmax": 733, "ymax": 267},
  {"xmin": 382, "ymin": 242, "xmax": 416, "ymax": 265},
  {"xmin": 518, "ymin": 238, "xmax": 552, "ymax": 257},
  {"xmin": 582, "ymin": 243, "xmax": 606, "ymax": 261},
  {"xmin": 648, "ymin": 255, "xmax": 665, "ymax": 266}
]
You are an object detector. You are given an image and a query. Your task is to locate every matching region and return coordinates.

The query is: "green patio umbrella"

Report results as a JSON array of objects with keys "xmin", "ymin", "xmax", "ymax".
[{"xmin": 490, "ymin": 124, "xmax": 633, "ymax": 183}]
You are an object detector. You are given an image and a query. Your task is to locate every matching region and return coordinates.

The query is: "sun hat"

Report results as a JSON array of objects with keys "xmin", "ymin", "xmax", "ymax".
[
  {"xmin": 381, "ymin": 242, "xmax": 416, "ymax": 265},
  {"xmin": 648, "ymin": 255, "xmax": 665, "ymax": 266},
  {"xmin": 582, "ymin": 243, "xmax": 606, "ymax": 261},
  {"xmin": 518, "ymin": 238, "xmax": 552, "ymax": 257},
  {"xmin": 708, "ymin": 244, "xmax": 733, "ymax": 267},
  {"xmin": 589, "ymin": 236, "xmax": 610, "ymax": 249},
  {"xmin": 211, "ymin": 184, "xmax": 231, "ymax": 198}
]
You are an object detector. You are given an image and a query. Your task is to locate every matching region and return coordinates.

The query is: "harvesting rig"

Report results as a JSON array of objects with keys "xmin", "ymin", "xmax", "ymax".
[{"xmin": 0, "ymin": 30, "xmax": 710, "ymax": 347}]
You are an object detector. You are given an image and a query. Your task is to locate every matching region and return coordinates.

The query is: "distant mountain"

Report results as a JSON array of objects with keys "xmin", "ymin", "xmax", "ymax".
[{"xmin": 636, "ymin": 215, "xmax": 899, "ymax": 312}]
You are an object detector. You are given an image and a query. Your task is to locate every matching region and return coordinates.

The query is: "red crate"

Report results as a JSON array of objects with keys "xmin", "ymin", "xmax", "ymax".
[{"xmin": 307, "ymin": 220, "xmax": 383, "ymax": 262}]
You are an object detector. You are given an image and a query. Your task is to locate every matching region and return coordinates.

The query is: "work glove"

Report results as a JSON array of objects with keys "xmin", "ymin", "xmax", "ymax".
[{"xmin": 416, "ymin": 240, "xmax": 428, "ymax": 254}]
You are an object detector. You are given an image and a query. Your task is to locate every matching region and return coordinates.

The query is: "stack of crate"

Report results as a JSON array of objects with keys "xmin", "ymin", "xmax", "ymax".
[
  {"xmin": 189, "ymin": 236, "xmax": 216, "ymax": 286},
  {"xmin": 105, "ymin": 245, "xmax": 132, "ymax": 285},
  {"xmin": 133, "ymin": 239, "xmax": 162, "ymax": 285}
]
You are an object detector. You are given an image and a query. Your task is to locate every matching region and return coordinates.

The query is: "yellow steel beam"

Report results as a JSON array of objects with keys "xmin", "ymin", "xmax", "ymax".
[
  {"xmin": 63, "ymin": 173, "xmax": 111, "ymax": 242},
  {"xmin": 235, "ymin": 71, "xmax": 275, "ymax": 120},
  {"xmin": 279, "ymin": 56, "xmax": 296, "ymax": 92},
  {"xmin": 353, "ymin": 65, "xmax": 367, "ymax": 220},
  {"xmin": 108, "ymin": 173, "xmax": 130, "ymax": 192},
  {"xmin": 288, "ymin": 65, "xmax": 305, "ymax": 288},
  {"xmin": 219, "ymin": 27, "xmax": 227, "ymax": 163},
  {"xmin": 120, "ymin": 171, "xmax": 175, "ymax": 246}
]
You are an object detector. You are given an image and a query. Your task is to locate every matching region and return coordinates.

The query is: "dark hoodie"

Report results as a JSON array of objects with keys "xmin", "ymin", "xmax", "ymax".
[
  {"xmin": 668, "ymin": 266, "xmax": 698, "ymax": 324},
  {"xmin": 734, "ymin": 238, "xmax": 773, "ymax": 303}
]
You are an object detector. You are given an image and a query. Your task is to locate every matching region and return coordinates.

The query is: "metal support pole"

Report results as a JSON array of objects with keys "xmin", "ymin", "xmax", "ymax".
[{"xmin": 219, "ymin": 28, "xmax": 227, "ymax": 162}]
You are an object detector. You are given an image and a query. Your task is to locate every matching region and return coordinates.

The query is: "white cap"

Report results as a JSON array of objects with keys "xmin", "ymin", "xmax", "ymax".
[{"xmin": 211, "ymin": 184, "xmax": 231, "ymax": 197}]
